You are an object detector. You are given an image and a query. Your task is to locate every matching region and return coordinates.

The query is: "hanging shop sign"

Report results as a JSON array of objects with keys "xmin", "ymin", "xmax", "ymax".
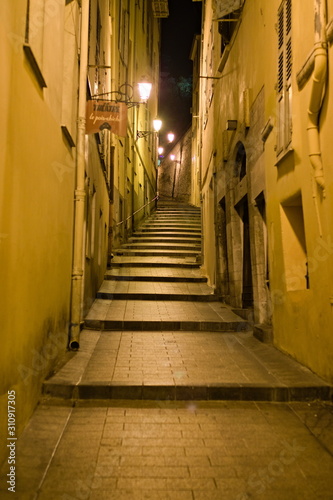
[{"xmin": 86, "ymin": 100, "xmax": 127, "ymax": 136}]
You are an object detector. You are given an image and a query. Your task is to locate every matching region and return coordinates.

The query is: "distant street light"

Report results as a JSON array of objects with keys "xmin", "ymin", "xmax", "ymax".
[
  {"xmin": 137, "ymin": 118, "xmax": 163, "ymax": 139},
  {"xmin": 170, "ymin": 154, "xmax": 181, "ymax": 164},
  {"xmin": 167, "ymin": 132, "xmax": 175, "ymax": 143}
]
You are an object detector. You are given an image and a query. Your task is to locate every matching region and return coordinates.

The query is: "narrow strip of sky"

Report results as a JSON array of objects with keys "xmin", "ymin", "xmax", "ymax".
[{"xmin": 159, "ymin": 0, "xmax": 202, "ymax": 142}]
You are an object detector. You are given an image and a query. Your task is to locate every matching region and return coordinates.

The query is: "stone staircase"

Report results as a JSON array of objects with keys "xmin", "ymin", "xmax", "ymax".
[
  {"xmin": 84, "ymin": 201, "xmax": 249, "ymax": 332},
  {"xmin": 42, "ymin": 201, "xmax": 332, "ymax": 403}
]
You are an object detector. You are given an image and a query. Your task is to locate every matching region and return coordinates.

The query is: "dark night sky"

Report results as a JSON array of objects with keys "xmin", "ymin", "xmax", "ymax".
[{"xmin": 158, "ymin": 0, "xmax": 202, "ymax": 148}]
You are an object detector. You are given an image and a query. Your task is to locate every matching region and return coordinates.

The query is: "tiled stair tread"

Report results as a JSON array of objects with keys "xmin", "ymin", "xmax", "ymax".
[
  {"xmin": 111, "ymin": 255, "xmax": 200, "ymax": 263},
  {"xmin": 127, "ymin": 240, "xmax": 201, "ymax": 246},
  {"xmin": 129, "ymin": 237, "xmax": 201, "ymax": 242},
  {"xmin": 97, "ymin": 280, "xmax": 216, "ymax": 296},
  {"xmin": 137, "ymin": 228, "xmax": 201, "ymax": 234},
  {"xmin": 142, "ymin": 222, "xmax": 201, "ymax": 225},
  {"xmin": 148, "ymin": 217, "xmax": 201, "ymax": 222},
  {"xmin": 115, "ymin": 249, "xmax": 200, "ymax": 256},
  {"xmin": 85, "ymin": 299, "xmax": 246, "ymax": 323},
  {"xmin": 121, "ymin": 243, "xmax": 201, "ymax": 249},
  {"xmin": 150, "ymin": 212, "xmax": 201, "ymax": 215},
  {"xmin": 105, "ymin": 267, "xmax": 207, "ymax": 282},
  {"xmin": 96, "ymin": 289, "xmax": 218, "ymax": 301},
  {"xmin": 157, "ymin": 205, "xmax": 200, "ymax": 209},
  {"xmin": 133, "ymin": 231, "xmax": 201, "ymax": 235},
  {"xmin": 157, "ymin": 208, "xmax": 200, "ymax": 212},
  {"xmin": 123, "ymin": 240, "xmax": 201, "ymax": 245},
  {"xmin": 43, "ymin": 330, "xmax": 332, "ymax": 402},
  {"xmin": 111, "ymin": 260, "xmax": 201, "ymax": 268},
  {"xmin": 140, "ymin": 226, "xmax": 201, "ymax": 229},
  {"xmin": 149, "ymin": 215, "xmax": 200, "ymax": 218},
  {"xmin": 141, "ymin": 220, "xmax": 201, "ymax": 224},
  {"xmin": 149, "ymin": 218, "xmax": 201, "ymax": 222}
]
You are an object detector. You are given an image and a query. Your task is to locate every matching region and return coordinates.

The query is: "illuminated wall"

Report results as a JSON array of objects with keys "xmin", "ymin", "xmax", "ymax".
[
  {"xmin": 196, "ymin": 0, "xmax": 333, "ymax": 382},
  {"xmin": 109, "ymin": 1, "xmax": 161, "ymax": 248},
  {"xmin": 0, "ymin": 0, "xmax": 77, "ymax": 466},
  {"xmin": 0, "ymin": 0, "xmax": 161, "ymax": 466}
]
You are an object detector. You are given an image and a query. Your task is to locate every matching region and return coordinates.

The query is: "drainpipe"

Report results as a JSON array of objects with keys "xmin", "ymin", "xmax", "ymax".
[
  {"xmin": 69, "ymin": 0, "xmax": 90, "ymax": 350},
  {"xmin": 307, "ymin": 0, "xmax": 327, "ymax": 198}
]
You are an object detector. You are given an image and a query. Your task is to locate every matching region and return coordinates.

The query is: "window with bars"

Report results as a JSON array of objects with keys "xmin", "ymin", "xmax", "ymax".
[{"xmin": 277, "ymin": 0, "xmax": 292, "ymax": 156}]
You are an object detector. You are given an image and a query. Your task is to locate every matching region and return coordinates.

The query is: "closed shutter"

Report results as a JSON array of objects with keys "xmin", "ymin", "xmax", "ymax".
[{"xmin": 277, "ymin": 0, "xmax": 292, "ymax": 154}]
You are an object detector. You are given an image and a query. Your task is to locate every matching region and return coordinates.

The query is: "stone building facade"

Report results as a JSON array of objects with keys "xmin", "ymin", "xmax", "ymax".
[{"xmin": 193, "ymin": 0, "xmax": 333, "ymax": 383}]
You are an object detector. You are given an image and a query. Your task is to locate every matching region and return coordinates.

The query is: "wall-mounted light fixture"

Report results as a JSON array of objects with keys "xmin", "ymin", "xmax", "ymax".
[
  {"xmin": 170, "ymin": 154, "xmax": 181, "ymax": 164},
  {"xmin": 167, "ymin": 132, "xmax": 175, "ymax": 143},
  {"xmin": 91, "ymin": 81, "xmax": 152, "ymax": 108},
  {"xmin": 138, "ymin": 82, "xmax": 152, "ymax": 102},
  {"xmin": 137, "ymin": 118, "xmax": 162, "ymax": 139}
]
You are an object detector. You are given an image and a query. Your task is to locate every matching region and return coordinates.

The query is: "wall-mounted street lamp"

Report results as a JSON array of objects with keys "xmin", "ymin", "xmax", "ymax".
[
  {"xmin": 91, "ymin": 81, "xmax": 152, "ymax": 108},
  {"xmin": 158, "ymin": 147, "xmax": 164, "ymax": 155},
  {"xmin": 167, "ymin": 132, "xmax": 175, "ymax": 143},
  {"xmin": 170, "ymin": 154, "xmax": 181, "ymax": 164},
  {"xmin": 138, "ymin": 82, "xmax": 152, "ymax": 102},
  {"xmin": 137, "ymin": 118, "xmax": 162, "ymax": 139}
]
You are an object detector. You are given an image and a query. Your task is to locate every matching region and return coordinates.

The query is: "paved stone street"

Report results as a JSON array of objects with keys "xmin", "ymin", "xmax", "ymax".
[{"xmin": 1, "ymin": 401, "xmax": 333, "ymax": 499}]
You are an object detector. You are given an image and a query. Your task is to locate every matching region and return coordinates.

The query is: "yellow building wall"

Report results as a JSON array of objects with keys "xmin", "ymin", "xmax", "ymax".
[
  {"xmin": 109, "ymin": 1, "xmax": 160, "ymax": 246},
  {"xmin": 199, "ymin": 0, "xmax": 333, "ymax": 382},
  {"xmin": 265, "ymin": 0, "xmax": 333, "ymax": 383},
  {"xmin": 84, "ymin": 0, "xmax": 114, "ymax": 310},
  {"xmin": 0, "ymin": 0, "xmax": 117, "ymax": 466},
  {"xmin": 0, "ymin": 1, "xmax": 76, "ymax": 465}
]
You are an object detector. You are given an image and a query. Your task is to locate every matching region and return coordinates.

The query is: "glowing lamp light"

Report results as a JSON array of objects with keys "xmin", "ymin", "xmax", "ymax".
[
  {"xmin": 138, "ymin": 82, "xmax": 152, "ymax": 102},
  {"xmin": 167, "ymin": 132, "xmax": 175, "ymax": 143},
  {"xmin": 158, "ymin": 147, "xmax": 164, "ymax": 155},
  {"xmin": 153, "ymin": 119, "xmax": 162, "ymax": 132},
  {"xmin": 170, "ymin": 154, "xmax": 176, "ymax": 161}
]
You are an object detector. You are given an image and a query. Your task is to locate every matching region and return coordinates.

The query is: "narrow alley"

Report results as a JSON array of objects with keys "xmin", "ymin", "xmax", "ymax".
[
  {"xmin": 1, "ymin": 201, "xmax": 333, "ymax": 499},
  {"xmin": 2, "ymin": 0, "xmax": 333, "ymax": 499}
]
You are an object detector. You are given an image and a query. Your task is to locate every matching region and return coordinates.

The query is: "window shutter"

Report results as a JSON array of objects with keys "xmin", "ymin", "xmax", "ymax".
[{"xmin": 277, "ymin": 0, "xmax": 292, "ymax": 154}]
